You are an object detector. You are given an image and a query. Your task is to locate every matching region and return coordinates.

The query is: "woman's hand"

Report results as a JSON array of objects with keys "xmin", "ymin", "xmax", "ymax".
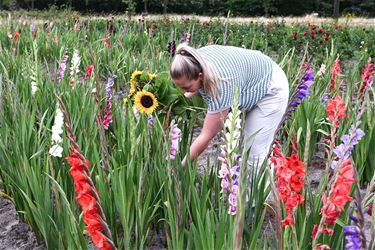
[{"xmin": 184, "ymin": 91, "xmax": 199, "ymax": 99}]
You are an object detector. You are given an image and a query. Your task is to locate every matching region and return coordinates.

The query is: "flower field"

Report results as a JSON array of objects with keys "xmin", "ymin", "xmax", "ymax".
[{"xmin": 0, "ymin": 12, "xmax": 374, "ymax": 250}]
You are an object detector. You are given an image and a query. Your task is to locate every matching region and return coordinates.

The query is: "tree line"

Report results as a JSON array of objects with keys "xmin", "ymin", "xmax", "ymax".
[{"xmin": 1, "ymin": 0, "xmax": 374, "ymax": 17}]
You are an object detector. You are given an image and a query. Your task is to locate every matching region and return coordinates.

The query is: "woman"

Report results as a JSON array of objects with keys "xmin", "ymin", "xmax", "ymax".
[{"xmin": 170, "ymin": 44, "xmax": 289, "ymax": 174}]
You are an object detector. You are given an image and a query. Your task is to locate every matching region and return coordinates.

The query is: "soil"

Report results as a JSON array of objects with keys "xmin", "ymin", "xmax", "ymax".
[{"xmin": 0, "ymin": 195, "xmax": 44, "ymax": 250}]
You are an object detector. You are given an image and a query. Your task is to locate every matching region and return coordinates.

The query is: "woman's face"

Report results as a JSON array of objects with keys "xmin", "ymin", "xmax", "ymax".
[{"xmin": 172, "ymin": 73, "xmax": 203, "ymax": 93}]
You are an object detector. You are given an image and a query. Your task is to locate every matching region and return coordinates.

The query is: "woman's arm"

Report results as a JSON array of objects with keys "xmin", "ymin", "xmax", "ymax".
[{"xmin": 182, "ymin": 109, "xmax": 229, "ymax": 166}]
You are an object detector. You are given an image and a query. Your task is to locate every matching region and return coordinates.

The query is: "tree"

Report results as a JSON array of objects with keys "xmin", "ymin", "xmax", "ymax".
[{"xmin": 333, "ymin": 0, "xmax": 340, "ymax": 17}]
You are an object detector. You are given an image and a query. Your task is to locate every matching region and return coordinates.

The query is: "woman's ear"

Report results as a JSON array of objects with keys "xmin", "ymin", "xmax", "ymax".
[{"xmin": 198, "ymin": 72, "xmax": 204, "ymax": 80}]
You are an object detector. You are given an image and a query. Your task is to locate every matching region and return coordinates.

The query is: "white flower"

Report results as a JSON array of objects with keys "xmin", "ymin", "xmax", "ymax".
[
  {"xmin": 69, "ymin": 49, "xmax": 81, "ymax": 88},
  {"xmin": 49, "ymin": 144, "xmax": 63, "ymax": 158},
  {"xmin": 51, "ymin": 133, "xmax": 62, "ymax": 144},
  {"xmin": 49, "ymin": 104, "xmax": 64, "ymax": 157}
]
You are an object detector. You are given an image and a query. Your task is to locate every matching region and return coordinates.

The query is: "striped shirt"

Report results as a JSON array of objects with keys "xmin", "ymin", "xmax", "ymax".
[{"xmin": 197, "ymin": 45, "xmax": 274, "ymax": 113}]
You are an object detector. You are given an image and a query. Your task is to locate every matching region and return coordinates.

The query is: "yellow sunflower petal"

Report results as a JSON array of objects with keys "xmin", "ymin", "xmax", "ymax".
[
  {"xmin": 128, "ymin": 80, "xmax": 137, "ymax": 97},
  {"xmin": 131, "ymin": 70, "xmax": 143, "ymax": 80},
  {"xmin": 134, "ymin": 90, "xmax": 158, "ymax": 115},
  {"xmin": 147, "ymin": 73, "xmax": 157, "ymax": 81}
]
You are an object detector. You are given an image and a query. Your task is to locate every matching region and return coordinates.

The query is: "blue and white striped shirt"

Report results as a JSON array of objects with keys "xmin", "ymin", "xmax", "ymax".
[{"xmin": 197, "ymin": 45, "xmax": 274, "ymax": 113}]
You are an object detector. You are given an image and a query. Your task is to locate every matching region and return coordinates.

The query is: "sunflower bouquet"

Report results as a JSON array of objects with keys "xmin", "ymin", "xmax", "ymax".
[{"xmin": 125, "ymin": 70, "xmax": 203, "ymax": 117}]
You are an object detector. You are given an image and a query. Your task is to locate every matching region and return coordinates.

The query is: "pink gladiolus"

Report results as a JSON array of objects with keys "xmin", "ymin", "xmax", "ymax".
[
  {"xmin": 168, "ymin": 124, "xmax": 181, "ymax": 160},
  {"xmin": 317, "ymin": 64, "xmax": 326, "ymax": 77}
]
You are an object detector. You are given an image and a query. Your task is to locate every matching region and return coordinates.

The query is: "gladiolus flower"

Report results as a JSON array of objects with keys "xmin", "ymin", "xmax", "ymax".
[
  {"xmin": 330, "ymin": 57, "xmax": 341, "ymax": 91},
  {"xmin": 103, "ymin": 77, "xmax": 115, "ymax": 129},
  {"xmin": 326, "ymin": 95, "xmax": 346, "ymax": 126},
  {"xmin": 287, "ymin": 66, "xmax": 314, "ymax": 112},
  {"xmin": 65, "ymin": 152, "xmax": 112, "ymax": 250},
  {"xmin": 105, "ymin": 34, "xmax": 111, "ymax": 48},
  {"xmin": 317, "ymin": 160, "xmax": 356, "ymax": 238},
  {"xmin": 317, "ymin": 64, "xmax": 326, "ymax": 77},
  {"xmin": 167, "ymin": 123, "xmax": 181, "ymax": 160},
  {"xmin": 13, "ymin": 31, "xmax": 19, "ymax": 42},
  {"xmin": 359, "ymin": 61, "xmax": 374, "ymax": 97},
  {"xmin": 271, "ymin": 148, "xmax": 306, "ymax": 227},
  {"xmin": 57, "ymin": 52, "xmax": 69, "ymax": 82},
  {"xmin": 168, "ymin": 40, "xmax": 176, "ymax": 57},
  {"xmin": 86, "ymin": 64, "xmax": 94, "ymax": 78},
  {"xmin": 292, "ymin": 31, "xmax": 297, "ymax": 40}
]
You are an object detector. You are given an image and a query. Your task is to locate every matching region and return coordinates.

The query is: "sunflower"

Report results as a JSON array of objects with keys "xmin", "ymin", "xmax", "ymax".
[
  {"xmin": 147, "ymin": 73, "xmax": 157, "ymax": 81},
  {"xmin": 123, "ymin": 98, "xmax": 128, "ymax": 107},
  {"xmin": 131, "ymin": 70, "xmax": 143, "ymax": 80},
  {"xmin": 128, "ymin": 80, "xmax": 138, "ymax": 97},
  {"xmin": 134, "ymin": 90, "xmax": 158, "ymax": 115}
]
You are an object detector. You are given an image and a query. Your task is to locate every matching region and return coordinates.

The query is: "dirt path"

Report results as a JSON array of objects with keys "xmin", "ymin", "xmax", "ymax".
[{"xmin": 0, "ymin": 196, "xmax": 44, "ymax": 250}]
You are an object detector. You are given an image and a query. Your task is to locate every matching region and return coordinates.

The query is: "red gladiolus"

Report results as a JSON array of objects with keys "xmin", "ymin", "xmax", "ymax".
[
  {"xmin": 359, "ymin": 62, "xmax": 374, "ymax": 96},
  {"xmin": 271, "ymin": 147, "xmax": 306, "ymax": 227},
  {"xmin": 311, "ymin": 31, "xmax": 315, "ymax": 39},
  {"xmin": 368, "ymin": 204, "xmax": 373, "ymax": 216},
  {"xmin": 86, "ymin": 64, "xmax": 94, "ymax": 78},
  {"xmin": 330, "ymin": 57, "xmax": 341, "ymax": 91},
  {"xmin": 65, "ymin": 152, "xmax": 112, "ymax": 250},
  {"xmin": 293, "ymin": 31, "xmax": 298, "ymax": 40},
  {"xmin": 13, "ymin": 31, "xmax": 19, "ymax": 42},
  {"xmin": 105, "ymin": 34, "xmax": 111, "ymax": 48},
  {"xmin": 319, "ymin": 40, "xmax": 323, "ymax": 45},
  {"xmin": 303, "ymin": 31, "xmax": 309, "ymax": 36},
  {"xmin": 326, "ymin": 95, "xmax": 346, "ymax": 126},
  {"xmin": 318, "ymin": 28, "xmax": 324, "ymax": 34},
  {"xmin": 315, "ymin": 160, "xmax": 355, "ymax": 239},
  {"xmin": 311, "ymin": 24, "xmax": 317, "ymax": 30}
]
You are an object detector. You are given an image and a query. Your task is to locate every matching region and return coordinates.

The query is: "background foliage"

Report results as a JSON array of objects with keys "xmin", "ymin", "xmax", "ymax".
[{"xmin": 0, "ymin": 0, "xmax": 375, "ymax": 17}]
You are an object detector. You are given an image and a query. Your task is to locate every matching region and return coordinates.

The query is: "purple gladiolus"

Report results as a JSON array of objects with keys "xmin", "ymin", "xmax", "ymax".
[
  {"xmin": 180, "ymin": 33, "xmax": 186, "ymax": 43},
  {"xmin": 57, "ymin": 52, "xmax": 69, "ymax": 82},
  {"xmin": 331, "ymin": 125, "xmax": 365, "ymax": 169},
  {"xmin": 288, "ymin": 67, "xmax": 315, "ymax": 111},
  {"xmin": 218, "ymin": 146, "xmax": 241, "ymax": 215},
  {"xmin": 103, "ymin": 76, "xmax": 115, "ymax": 130},
  {"xmin": 344, "ymin": 226, "xmax": 361, "ymax": 250},
  {"xmin": 168, "ymin": 40, "xmax": 176, "ymax": 57},
  {"xmin": 321, "ymin": 93, "xmax": 329, "ymax": 105}
]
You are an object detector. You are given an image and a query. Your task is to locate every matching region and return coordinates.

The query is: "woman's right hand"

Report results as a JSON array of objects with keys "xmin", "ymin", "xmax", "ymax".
[{"xmin": 184, "ymin": 91, "xmax": 198, "ymax": 99}]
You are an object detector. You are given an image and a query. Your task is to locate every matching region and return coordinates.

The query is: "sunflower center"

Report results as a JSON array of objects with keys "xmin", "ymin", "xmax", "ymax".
[{"xmin": 141, "ymin": 95, "xmax": 154, "ymax": 108}]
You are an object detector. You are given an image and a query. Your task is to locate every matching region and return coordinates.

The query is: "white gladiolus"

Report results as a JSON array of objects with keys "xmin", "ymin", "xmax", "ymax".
[
  {"xmin": 49, "ymin": 144, "xmax": 63, "ymax": 158},
  {"xmin": 30, "ymin": 67, "xmax": 38, "ymax": 96},
  {"xmin": 49, "ymin": 104, "xmax": 64, "ymax": 157},
  {"xmin": 69, "ymin": 49, "xmax": 81, "ymax": 88}
]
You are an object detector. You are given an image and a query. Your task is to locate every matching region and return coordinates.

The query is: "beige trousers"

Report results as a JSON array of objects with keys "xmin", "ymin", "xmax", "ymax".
[{"xmin": 244, "ymin": 62, "xmax": 289, "ymax": 175}]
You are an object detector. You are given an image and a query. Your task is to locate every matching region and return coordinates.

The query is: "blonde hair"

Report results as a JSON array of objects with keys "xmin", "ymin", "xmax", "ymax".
[{"xmin": 169, "ymin": 44, "xmax": 219, "ymax": 97}]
